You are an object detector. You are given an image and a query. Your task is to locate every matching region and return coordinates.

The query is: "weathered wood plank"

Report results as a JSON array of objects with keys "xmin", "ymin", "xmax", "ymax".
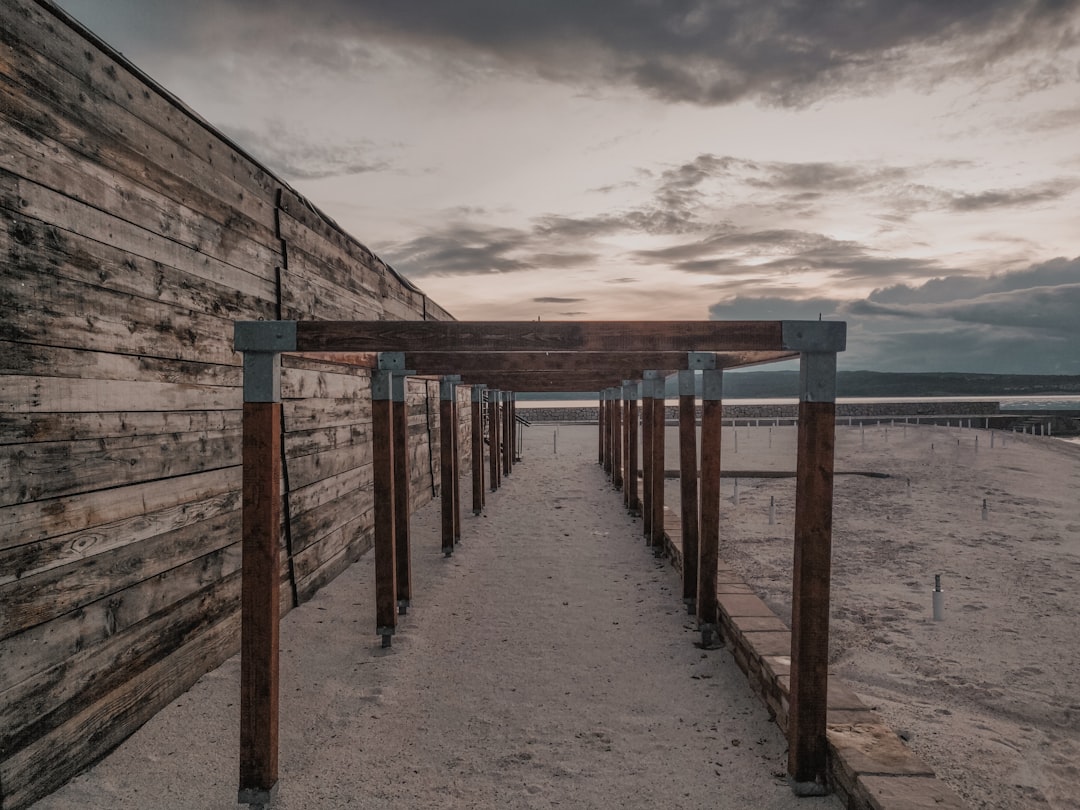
[
  {"xmin": 0, "ymin": 489, "xmax": 239, "ymax": 586},
  {"xmin": 0, "ymin": 408, "xmax": 238, "ymax": 445},
  {"xmin": 0, "ymin": 169, "xmax": 274, "ymax": 306},
  {"xmin": 0, "ymin": 207, "xmax": 275, "ymax": 317},
  {"xmin": 282, "ymin": 422, "xmax": 369, "ymax": 462},
  {"xmin": 285, "ymin": 437, "xmax": 372, "ymax": 491},
  {"xmin": 291, "ymin": 509, "xmax": 371, "ymax": 590},
  {"xmin": 0, "ymin": 428, "xmax": 241, "ymax": 506},
  {"xmin": 0, "ymin": 610, "xmax": 240, "ymax": 810},
  {"xmin": 0, "ymin": 112, "xmax": 279, "ymax": 272},
  {"xmin": 0, "ymin": 341, "xmax": 242, "ymax": 388},
  {"xmin": 281, "ymin": 365, "xmax": 370, "ymax": 401},
  {"xmin": 1, "ymin": 255, "xmax": 246, "ymax": 368},
  {"xmin": 288, "ymin": 463, "xmax": 371, "ymax": 521},
  {"xmin": 0, "ymin": 568, "xmax": 239, "ymax": 757},
  {"xmin": 284, "ymin": 397, "xmax": 372, "ymax": 432},
  {"xmin": 0, "ymin": 23, "xmax": 278, "ymax": 225},
  {"xmin": 0, "ymin": 541, "xmax": 240, "ymax": 694},
  {"xmin": 296, "ymin": 320, "xmax": 786, "ymax": 354},
  {"xmin": 0, "ymin": 467, "xmax": 237, "ymax": 549},
  {"xmin": 289, "ymin": 487, "xmax": 372, "ymax": 558},
  {"xmin": 403, "ymin": 350, "xmax": 795, "ymax": 373},
  {"xmin": 0, "ymin": 509, "xmax": 239, "ymax": 640},
  {"xmin": 278, "ymin": 213, "xmax": 385, "ymax": 302}
]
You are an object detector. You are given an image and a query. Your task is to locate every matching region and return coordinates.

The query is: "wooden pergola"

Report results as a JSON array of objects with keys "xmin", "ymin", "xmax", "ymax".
[{"xmin": 234, "ymin": 319, "xmax": 845, "ymax": 803}]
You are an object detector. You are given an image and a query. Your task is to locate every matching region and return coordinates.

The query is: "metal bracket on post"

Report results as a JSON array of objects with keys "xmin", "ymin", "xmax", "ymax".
[
  {"xmin": 781, "ymin": 321, "xmax": 846, "ymax": 353},
  {"xmin": 798, "ymin": 352, "xmax": 837, "ymax": 404},
  {"xmin": 687, "ymin": 351, "xmax": 717, "ymax": 371},
  {"xmin": 702, "ymin": 368, "xmax": 724, "ymax": 401},
  {"xmin": 235, "ymin": 321, "xmax": 296, "ymax": 403},
  {"xmin": 677, "ymin": 369, "xmax": 696, "ymax": 397},
  {"xmin": 623, "ymin": 380, "xmax": 639, "ymax": 401},
  {"xmin": 471, "ymin": 384, "xmax": 486, "ymax": 403},
  {"xmin": 440, "ymin": 375, "xmax": 461, "ymax": 401}
]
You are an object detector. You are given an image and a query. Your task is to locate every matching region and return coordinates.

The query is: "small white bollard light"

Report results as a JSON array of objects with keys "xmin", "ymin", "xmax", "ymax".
[{"xmin": 933, "ymin": 574, "xmax": 944, "ymax": 621}]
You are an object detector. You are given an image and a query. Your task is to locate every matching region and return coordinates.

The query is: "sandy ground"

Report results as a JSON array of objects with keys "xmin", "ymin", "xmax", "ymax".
[
  {"xmin": 31, "ymin": 426, "xmax": 840, "ymax": 810},
  {"xmin": 659, "ymin": 420, "xmax": 1080, "ymax": 810}
]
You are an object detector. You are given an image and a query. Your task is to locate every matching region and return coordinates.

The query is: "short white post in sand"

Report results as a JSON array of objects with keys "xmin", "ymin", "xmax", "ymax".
[
  {"xmin": 1048, "ymin": 422, "xmax": 1052, "ymax": 436},
  {"xmin": 933, "ymin": 575, "xmax": 944, "ymax": 621},
  {"xmin": 769, "ymin": 495, "xmax": 776, "ymax": 525},
  {"xmin": 982, "ymin": 498, "xmax": 989, "ymax": 521},
  {"xmin": 733, "ymin": 478, "xmax": 740, "ymax": 506},
  {"xmin": 734, "ymin": 430, "xmax": 739, "ymax": 454}
]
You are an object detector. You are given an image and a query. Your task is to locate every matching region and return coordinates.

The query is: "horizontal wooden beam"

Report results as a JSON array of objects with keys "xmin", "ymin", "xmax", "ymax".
[
  {"xmin": 460, "ymin": 371, "xmax": 662, "ymax": 389},
  {"xmin": 295, "ymin": 320, "xmax": 788, "ymax": 353},
  {"xmin": 402, "ymin": 350, "xmax": 797, "ymax": 374}
]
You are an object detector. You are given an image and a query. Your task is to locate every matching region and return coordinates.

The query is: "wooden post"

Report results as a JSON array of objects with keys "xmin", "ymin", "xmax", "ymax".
[
  {"xmin": 502, "ymin": 391, "xmax": 513, "ymax": 476},
  {"xmin": 788, "ymin": 351, "xmax": 838, "ymax": 794},
  {"xmin": 489, "ymin": 389, "xmax": 500, "ymax": 491},
  {"xmin": 392, "ymin": 372, "xmax": 412, "ymax": 614},
  {"xmin": 612, "ymin": 387, "xmax": 624, "ymax": 490},
  {"xmin": 641, "ymin": 375, "xmax": 655, "ymax": 540},
  {"xmin": 371, "ymin": 369, "xmax": 398, "ymax": 647},
  {"xmin": 697, "ymin": 368, "xmax": 722, "ymax": 648},
  {"xmin": 650, "ymin": 374, "xmax": 666, "ymax": 554},
  {"xmin": 452, "ymin": 385, "xmax": 462, "ymax": 544},
  {"xmin": 622, "ymin": 383, "xmax": 632, "ymax": 509},
  {"xmin": 627, "ymin": 383, "xmax": 640, "ymax": 514},
  {"xmin": 439, "ymin": 378, "xmax": 456, "ymax": 556},
  {"xmin": 678, "ymin": 369, "xmax": 699, "ymax": 614},
  {"xmin": 598, "ymin": 391, "xmax": 605, "ymax": 465},
  {"xmin": 472, "ymin": 386, "xmax": 485, "ymax": 514},
  {"xmin": 239, "ymin": 400, "xmax": 281, "ymax": 805}
]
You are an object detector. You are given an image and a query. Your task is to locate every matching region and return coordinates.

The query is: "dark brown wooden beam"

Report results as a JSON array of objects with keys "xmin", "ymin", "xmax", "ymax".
[
  {"xmin": 239, "ymin": 401, "xmax": 280, "ymax": 805},
  {"xmin": 452, "ymin": 392, "xmax": 462, "ymax": 544},
  {"xmin": 697, "ymin": 370, "xmax": 722, "ymax": 648},
  {"xmin": 488, "ymin": 390, "xmax": 500, "ymax": 491},
  {"xmin": 392, "ymin": 376, "xmax": 411, "ymax": 614},
  {"xmin": 641, "ymin": 379, "xmax": 654, "ymax": 542},
  {"xmin": 597, "ymin": 392, "xmax": 605, "ymax": 465},
  {"xmin": 649, "ymin": 377, "xmax": 666, "ymax": 554},
  {"xmin": 678, "ymin": 371, "xmax": 699, "ymax": 614},
  {"xmin": 439, "ymin": 381, "xmax": 456, "ymax": 556},
  {"xmin": 371, "ymin": 373, "xmax": 397, "ymax": 646},
  {"xmin": 401, "ymin": 350, "xmax": 798, "ymax": 374},
  {"xmin": 471, "ymin": 388, "xmax": 485, "ymax": 515},
  {"xmin": 627, "ymin": 390, "xmax": 640, "ymax": 513},
  {"xmin": 788, "ymin": 399, "xmax": 837, "ymax": 790},
  {"xmin": 612, "ymin": 390, "xmax": 623, "ymax": 489},
  {"xmin": 296, "ymin": 320, "xmax": 786, "ymax": 353}
]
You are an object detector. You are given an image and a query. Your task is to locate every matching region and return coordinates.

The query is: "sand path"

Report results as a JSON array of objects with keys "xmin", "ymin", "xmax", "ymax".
[{"xmin": 32, "ymin": 426, "xmax": 838, "ymax": 809}]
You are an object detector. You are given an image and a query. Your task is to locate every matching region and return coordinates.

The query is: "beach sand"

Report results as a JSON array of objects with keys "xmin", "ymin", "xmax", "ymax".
[
  {"xmin": 661, "ymin": 421, "xmax": 1080, "ymax": 809},
  {"xmin": 31, "ymin": 425, "xmax": 838, "ymax": 810}
]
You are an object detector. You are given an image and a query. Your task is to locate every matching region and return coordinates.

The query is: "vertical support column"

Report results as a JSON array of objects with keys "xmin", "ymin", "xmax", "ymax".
[
  {"xmin": 452, "ymin": 384, "xmax": 462, "ymax": 544},
  {"xmin": 489, "ymin": 389, "xmax": 500, "ymax": 491},
  {"xmin": 439, "ymin": 377, "xmax": 459, "ymax": 557},
  {"xmin": 502, "ymin": 391, "xmax": 513, "ymax": 476},
  {"xmin": 650, "ymin": 374, "xmax": 666, "ymax": 556},
  {"xmin": 626, "ymin": 381, "xmax": 640, "ymax": 514},
  {"xmin": 678, "ymin": 368, "xmax": 700, "ymax": 615},
  {"xmin": 371, "ymin": 367, "xmax": 398, "ymax": 647},
  {"xmin": 641, "ymin": 373, "xmax": 656, "ymax": 541},
  {"xmin": 235, "ymin": 321, "xmax": 293, "ymax": 807},
  {"xmin": 391, "ymin": 365, "xmax": 412, "ymax": 615},
  {"xmin": 598, "ymin": 390, "xmax": 606, "ymax": 464},
  {"xmin": 612, "ymin": 387, "xmax": 624, "ymax": 490},
  {"xmin": 471, "ymin": 385, "xmax": 486, "ymax": 515},
  {"xmin": 697, "ymin": 368, "xmax": 722, "ymax": 649},
  {"xmin": 511, "ymin": 393, "xmax": 520, "ymax": 462},
  {"xmin": 788, "ymin": 351, "xmax": 838, "ymax": 795}
]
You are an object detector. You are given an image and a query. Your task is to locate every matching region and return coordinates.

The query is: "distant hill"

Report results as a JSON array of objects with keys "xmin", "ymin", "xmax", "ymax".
[
  {"xmin": 713, "ymin": 371, "xmax": 1080, "ymax": 399},
  {"xmin": 515, "ymin": 371, "xmax": 1080, "ymax": 400}
]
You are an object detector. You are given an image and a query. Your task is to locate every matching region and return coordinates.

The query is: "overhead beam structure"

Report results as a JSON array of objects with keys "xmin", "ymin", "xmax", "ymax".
[{"xmin": 234, "ymin": 318, "xmax": 845, "ymax": 801}]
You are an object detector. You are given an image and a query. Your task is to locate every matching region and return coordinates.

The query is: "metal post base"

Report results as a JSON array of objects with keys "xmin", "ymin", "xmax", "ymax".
[
  {"xmin": 790, "ymin": 779, "xmax": 830, "ymax": 797},
  {"xmin": 381, "ymin": 633, "xmax": 393, "ymax": 648},
  {"xmin": 238, "ymin": 782, "xmax": 278, "ymax": 807},
  {"xmin": 699, "ymin": 624, "xmax": 722, "ymax": 649},
  {"xmin": 652, "ymin": 546, "xmax": 664, "ymax": 559},
  {"xmin": 473, "ymin": 509, "xmax": 482, "ymax": 516},
  {"xmin": 443, "ymin": 549, "xmax": 453, "ymax": 558},
  {"xmin": 684, "ymin": 598, "xmax": 696, "ymax": 616},
  {"xmin": 397, "ymin": 599, "xmax": 409, "ymax": 616}
]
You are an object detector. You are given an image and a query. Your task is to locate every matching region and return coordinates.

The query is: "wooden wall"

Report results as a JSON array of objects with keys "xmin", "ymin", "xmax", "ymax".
[{"xmin": 0, "ymin": 2, "xmax": 467, "ymax": 807}]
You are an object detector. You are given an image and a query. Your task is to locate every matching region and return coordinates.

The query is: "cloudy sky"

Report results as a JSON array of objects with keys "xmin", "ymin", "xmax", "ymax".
[{"xmin": 55, "ymin": 0, "xmax": 1080, "ymax": 373}]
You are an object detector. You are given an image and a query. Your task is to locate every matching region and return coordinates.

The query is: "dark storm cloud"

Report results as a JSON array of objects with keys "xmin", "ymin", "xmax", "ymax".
[
  {"xmin": 58, "ymin": 0, "xmax": 1080, "ymax": 106},
  {"xmin": 946, "ymin": 179, "xmax": 1079, "ymax": 211},
  {"xmin": 533, "ymin": 297, "xmax": 585, "ymax": 304},
  {"xmin": 220, "ymin": 123, "xmax": 388, "ymax": 180},
  {"xmin": 636, "ymin": 229, "xmax": 944, "ymax": 281},
  {"xmin": 709, "ymin": 259, "xmax": 1080, "ymax": 372}
]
